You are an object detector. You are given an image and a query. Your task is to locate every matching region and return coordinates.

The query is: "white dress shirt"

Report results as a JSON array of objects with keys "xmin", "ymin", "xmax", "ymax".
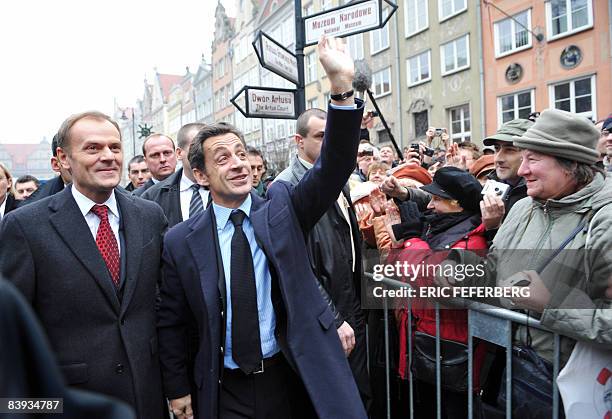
[
  {"xmin": 71, "ymin": 186, "xmax": 121, "ymax": 253},
  {"xmin": 179, "ymin": 173, "xmax": 209, "ymax": 221}
]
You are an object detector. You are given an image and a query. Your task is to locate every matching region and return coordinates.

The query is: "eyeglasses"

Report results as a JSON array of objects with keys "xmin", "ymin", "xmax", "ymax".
[{"xmin": 601, "ymin": 129, "xmax": 611, "ymax": 137}]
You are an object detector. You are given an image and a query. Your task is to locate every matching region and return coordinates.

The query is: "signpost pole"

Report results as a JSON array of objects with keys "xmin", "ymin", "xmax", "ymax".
[{"xmin": 294, "ymin": 0, "xmax": 305, "ymax": 117}]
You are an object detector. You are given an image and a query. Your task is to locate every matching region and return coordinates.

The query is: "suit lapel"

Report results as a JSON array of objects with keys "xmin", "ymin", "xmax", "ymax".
[
  {"xmin": 116, "ymin": 191, "xmax": 143, "ymax": 314},
  {"xmin": 48, "ymin": 187, "xmax": 120, "ymax": 313},
  {"xmin": 187, "ymin": 209, "xmax": 221, "ymax": 335}
]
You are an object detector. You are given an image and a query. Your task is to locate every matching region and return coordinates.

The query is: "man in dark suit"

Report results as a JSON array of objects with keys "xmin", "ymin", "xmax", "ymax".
[
  {"xmin": 0, "ymin": 111, "xmax": 167, "ymax": 419},
  {"xmin": 275, "ymin": 108, "xmax": 371, "ymax": 409},
  {"xmin": 133, "ymin": 133, "xmax": 177, "ymax": 196},
  {"xmin": 158, "ymin": 36, "xmax": 367, "ymax": 419},
  {"xmin": 141, "ymin": 123, "xmax": 209, "ymax": 227}
]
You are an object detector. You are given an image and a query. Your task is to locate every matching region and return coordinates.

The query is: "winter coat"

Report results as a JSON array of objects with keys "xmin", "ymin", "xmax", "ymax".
[
  {"xmin": 375, "ymin": 213, "xmax": 488, "ymax": 380},
  {"xmin": 456, "ymin": 172, "xmax": 612, "ymax": 365}
]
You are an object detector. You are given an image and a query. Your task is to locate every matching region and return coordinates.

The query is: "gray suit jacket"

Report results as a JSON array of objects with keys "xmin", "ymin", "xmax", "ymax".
[{"xmin": 0, "ymin": 186, "xmax": 168, "ymax": 419}]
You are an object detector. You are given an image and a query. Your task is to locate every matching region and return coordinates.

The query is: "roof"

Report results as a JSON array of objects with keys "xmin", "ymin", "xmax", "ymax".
[{"xmin": 157, "ymin": 73, "xmax": 183, "ymax": 101}]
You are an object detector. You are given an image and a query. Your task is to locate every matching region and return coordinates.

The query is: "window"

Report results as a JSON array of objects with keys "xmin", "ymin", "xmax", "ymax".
[
  {"xmin": 448, "ymin": 104, "xmax": 471, "ymax": 142},
  {"xmin": 546, "ymin": 0, "xmax": 593, "ymax": 39},
  {"xmin": 321, "ymin": 0, "xmax": 332, "ymax": 11},
  {"xmin": 308, "ymin": 97, "xmax": 319, "ymax": 109},
  {"xmin": 305, "ymin": 52, "xmax": 317, "ymax": 84},
  {"xmin": 439, "ymin": 0, "xmax": 466, "ymax": 21},
  {"xmin": 498, "ymin": 90, "xmax": 534, "ymax": 126},
  {"xmin": 414, "ymin": 111, "xmax": 429, "ymax": 138},
  {"xmin": 405, "ymin": 0, "xmax": 428, "ymax": 37},
  {"xmin": 346, "ymin": 34, "xmax": 364, "ymax": 60},
  {"xmin": 494, "ymin": 9, "xmax": 531, "ymax": 57},
  {"xmin": 440, "ymin": 34, "xmax": 470, "ymax": 75},
  {"xmin": 550, "ymin": 75, "xmax": 596, "ymax": 119},
  {"xmin": 407, "ymin": 50, "xmax": 431, "ymax": 86},
  {"xmin": 370, "ymin": 9, "xmax": 390, "ymax": 54},
  {"xmin": 372, "ymin": 67, "xmax": 392, "ymax": 98},
  {"xmin": 304, "ymin": 3, "xmax": 314, "ymax": 16},
  {"xmin": 323, "ymin": 92, "xmax": 331, "ymax": 104}
]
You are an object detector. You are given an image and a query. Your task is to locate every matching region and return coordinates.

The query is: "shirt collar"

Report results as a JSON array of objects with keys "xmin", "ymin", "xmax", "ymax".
[
  {"xmin": 71, "ymin": 185, "xmax": 119, "ymax": 219},
  {"xmin": 179, "ymin": 172, "xmax": 196, "ymax": 192},
  {"xmin": 212, "ymin": 194, "xmax": 252, "ymax": 231},
  {"xmin": 298, "ymin": 156, "xmax": 314, "ymax": 169}
]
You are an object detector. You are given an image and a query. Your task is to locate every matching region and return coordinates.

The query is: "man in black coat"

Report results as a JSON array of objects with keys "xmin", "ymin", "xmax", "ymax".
[
  {"xmin": 0, "ymin": 111, "xmax": 167, "ymax": 419},
  {"xmin": 275, "ymin": 108, "xmax": 371, "ymax": 408},
  {"xmin": 133, "ymin": 133, "xmax": 177, "ymax": 196},
  {"xmin": 0, "ymin": 278, "xmax": 136, "ymax": 419},
  {"xmin": 141, "ymin": 123, "xmax": 209, "ymax": 227}
]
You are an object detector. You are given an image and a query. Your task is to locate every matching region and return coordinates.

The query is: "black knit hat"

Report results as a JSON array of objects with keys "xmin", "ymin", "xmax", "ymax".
[{"xmin": 420, "ymin": 167, "xmax": 482, "ymax": 212}]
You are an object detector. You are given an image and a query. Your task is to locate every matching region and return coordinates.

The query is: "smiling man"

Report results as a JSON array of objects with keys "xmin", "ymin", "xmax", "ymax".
[
  {"xmin": 157, "ymin": 37, "xmax": 367, "ymax": 419},
  {"xmin": 479, "ymin": 118, "xmax": 533, "ymax": 232},
  {"xmin": 0, "ymin": 111, "xmax": 168, "ymax": 419}
]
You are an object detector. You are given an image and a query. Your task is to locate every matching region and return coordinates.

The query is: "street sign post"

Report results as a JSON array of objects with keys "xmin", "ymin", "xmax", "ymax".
[
  {"xmin": 231, "ymin": 86, "xmax": 298, "ymax": 120},
  {"xmin": 252, "ymin": 31, "xmax": 299, "ymax": 85},
  {"xmin": 303, "ymin": 0, "xmax": 397, "ymax": 47}
]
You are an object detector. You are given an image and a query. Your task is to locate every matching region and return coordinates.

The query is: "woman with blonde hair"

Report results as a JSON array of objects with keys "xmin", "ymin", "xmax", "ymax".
[{"xmin": 0, "ymin": 163, "xmax": 17, "ymax": 220}]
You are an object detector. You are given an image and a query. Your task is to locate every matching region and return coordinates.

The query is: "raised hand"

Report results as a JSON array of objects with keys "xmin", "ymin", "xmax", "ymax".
[{"xmin": 317, "ymin": 36, "xmax": 355, "ymax": 101}]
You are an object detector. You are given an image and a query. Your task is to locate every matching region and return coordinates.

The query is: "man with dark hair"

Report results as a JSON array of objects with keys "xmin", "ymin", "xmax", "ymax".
[
  {"xmin": 124, "ymin": 155, "xmax": 150, "ymax": 192},
  {"xmin": 140, "ymin": 123, "xmax": 208, "ymax": 228},
  {"xmin": 14, "ymin": 175, "xmax": 40, "ymax": 200},
  {"xmin": 158, "ymin": 37, "xmax": 367, "ymax": 419},
  {"xmin": 0, "ymin": 110, "xmax": 168, "ymax": 419},
  {"xmin": 479, "ymin": 119, "xmax": 533, "ymax": 233},
  {"xmin": 246, "ymin": 146, "xmax": 267, "ymax": 197},
  {"xmin": 133, "ymin": 133, "xmax": 177, "ymax": 196},
  {"xmin": 21, "ymin": 134, "xmax": 72, "ymax": 205},
  {"xmin": 276, "ymin": 107, "xmax": 371, "ymax": 409}
]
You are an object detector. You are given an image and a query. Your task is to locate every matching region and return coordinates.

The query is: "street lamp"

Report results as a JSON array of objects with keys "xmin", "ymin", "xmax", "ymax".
[{"xmin": 120, "ymin": 108, "xmax": 137, "ymax": 158}]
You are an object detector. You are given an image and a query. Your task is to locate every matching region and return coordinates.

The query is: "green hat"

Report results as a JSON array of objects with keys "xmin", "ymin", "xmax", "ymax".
[
  {"xmin": 483, "ymin": 118, "xmax": 534, "ymax": 146},
  {"xmin": 513, "ymin": 109, "xmax": 599, "ymax": 164}
]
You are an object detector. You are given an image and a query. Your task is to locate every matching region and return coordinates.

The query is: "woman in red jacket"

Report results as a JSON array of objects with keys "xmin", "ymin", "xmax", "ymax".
[{"xmin": 372, "ymin": 166, "xmax": 488, "ymax": 419}]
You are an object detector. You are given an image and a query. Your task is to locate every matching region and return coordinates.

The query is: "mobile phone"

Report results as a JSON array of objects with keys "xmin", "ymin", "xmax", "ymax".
[{"xmin": 368, "ymin": 110, "xmax": 379, "ymax": 117}]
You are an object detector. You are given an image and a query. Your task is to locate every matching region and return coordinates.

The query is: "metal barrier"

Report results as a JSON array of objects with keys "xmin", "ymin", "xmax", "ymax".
[{"xmin": 364, "ymin": 272, "xmax": 564, "ymax": 419}]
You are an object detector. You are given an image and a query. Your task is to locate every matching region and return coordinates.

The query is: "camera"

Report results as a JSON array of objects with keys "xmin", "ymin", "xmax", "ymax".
[
  {"xmin": 368, "ymin": 110, "xmax": 379, "ymax": 118},
  {"xmin": 481, "ymin": 180, "xmax": 511, "ymax": 200},
  {"xmin": 422, "ymin": 146, "xmax": 435, "ymax": 157},
  {"xmin": 434, "ymin": 128, "xmax": 443, "ymax": 136},
  {"xmin": 410, "ymin": 143, "xmax": 420, "ymax": 152}
]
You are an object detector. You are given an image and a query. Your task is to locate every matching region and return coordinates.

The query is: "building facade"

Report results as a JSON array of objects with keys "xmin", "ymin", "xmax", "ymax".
[
  {"xmin": 481, "ymin": 0, "xmax": 612, "ymax": 135},
  {"xmin": 212, "ymin": 2, "xmax": 235, "ymax": 125},
  {"xmin": 194, "ymin": 56, "xmax": 214, "ymax": 124},
  {"xmin": 0, "ymin": 141, "xmax": 54, "ymax": 180}
]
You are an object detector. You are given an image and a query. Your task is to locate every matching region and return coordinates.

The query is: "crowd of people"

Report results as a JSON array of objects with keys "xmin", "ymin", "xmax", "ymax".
[{"xmin": 0, "ymin": 35, "xmax": 611, "ymax": 419}]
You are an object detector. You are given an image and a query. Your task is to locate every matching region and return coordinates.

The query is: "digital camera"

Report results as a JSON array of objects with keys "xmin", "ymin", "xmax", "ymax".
[{"xmin": 481, "ymin": 179, "xmax": 511, "ymax": 200}]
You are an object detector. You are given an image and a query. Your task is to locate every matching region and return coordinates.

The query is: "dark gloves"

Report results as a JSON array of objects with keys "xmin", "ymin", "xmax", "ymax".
[{"xmin": 391, "ymin": 201, "xmax": 424, "ymax": 241}]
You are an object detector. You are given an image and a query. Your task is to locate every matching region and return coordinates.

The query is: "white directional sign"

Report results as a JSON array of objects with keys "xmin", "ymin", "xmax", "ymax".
[
  {"xmin": 303, "ymin": 0, "xmax": 397, "ymax": 46},
  {"xmin": 253, "ymin": 31, "xmax": 298, "ymax": 85},
  {"xmin": 231, "ymin": 86, "xmax": 297, "ymax": 119}
]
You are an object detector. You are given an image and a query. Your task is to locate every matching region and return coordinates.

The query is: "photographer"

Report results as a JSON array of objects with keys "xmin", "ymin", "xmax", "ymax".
[{"xmin": 479, "ymin": 119, "xmax": 532, "ymax": 233}]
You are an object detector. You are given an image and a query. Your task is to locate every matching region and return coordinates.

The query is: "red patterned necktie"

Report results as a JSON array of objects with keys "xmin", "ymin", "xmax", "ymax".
[{"xmin": 90, "ymin": 204, "xmax": 120, "ymax": 287}]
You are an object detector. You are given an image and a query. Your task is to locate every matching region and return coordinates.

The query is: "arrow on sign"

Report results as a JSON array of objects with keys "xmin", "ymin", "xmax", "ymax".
[
  {"xmin": 253, "ymin": 31, "xmax": 298, "ymax": 85},
  {"xmin": 303, "ymin": 0, "xmax": 398, "ymax": 47},
  {"xmin": 231, "ymin": 86, "xmax": 298, "ymax": 120}
]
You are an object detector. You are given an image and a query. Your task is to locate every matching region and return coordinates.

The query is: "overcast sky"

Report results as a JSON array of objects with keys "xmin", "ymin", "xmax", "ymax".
[{"xmin": 0, "ymin": 0, "xmax": 235, "ymax": 144}]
